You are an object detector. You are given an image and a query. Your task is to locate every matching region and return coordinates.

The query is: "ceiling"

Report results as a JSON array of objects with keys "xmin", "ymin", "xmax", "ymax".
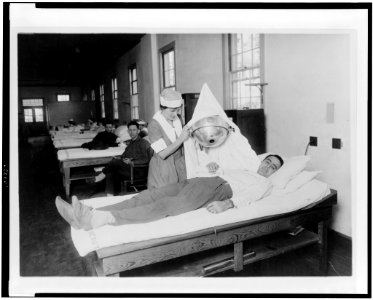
[{"xmin": 18, "ymin": 33, "xmax": 144, "ymax": 87}]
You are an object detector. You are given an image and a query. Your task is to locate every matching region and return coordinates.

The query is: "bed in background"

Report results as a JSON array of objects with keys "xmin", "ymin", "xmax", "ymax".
[{"xmin": 57, "ymin": 146, "xmax": 125, "ymax": 197}]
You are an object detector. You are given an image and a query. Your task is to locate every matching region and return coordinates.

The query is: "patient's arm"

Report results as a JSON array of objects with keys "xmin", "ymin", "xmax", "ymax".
[{"xmin": 206, "ymin": 199, "xmax": 234, "ymax": 214}]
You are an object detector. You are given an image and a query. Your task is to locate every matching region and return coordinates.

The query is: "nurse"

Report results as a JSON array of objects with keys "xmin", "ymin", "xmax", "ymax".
[{"xmin": 147, "ymin": 89, "xmax": 190, "ymax": 189}]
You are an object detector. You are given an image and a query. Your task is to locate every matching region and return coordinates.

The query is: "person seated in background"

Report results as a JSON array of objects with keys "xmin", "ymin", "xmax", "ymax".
[
  {"xmin": 88, "ymin": 120, "xmax": 153, "ymax": 196},
  {"xmin": 81, "ymin": 119, "xmax": 118, "ymax": 150},
  {"xmin": 55, "ymin": 154, "xmax": 283, "ymax": 230}
]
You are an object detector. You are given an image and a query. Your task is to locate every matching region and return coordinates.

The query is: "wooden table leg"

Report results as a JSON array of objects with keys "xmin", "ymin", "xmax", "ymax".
[
  {"xmin": 318, "ymin": 220, "xmax": 329, "ymax": 275},
  {"xmin": 233, "ymin": 242, "xmax": 244, "ymax": 272},
  {"xmin": 63, "ymin": 166, "xmax": 71, "ymax": 198}
]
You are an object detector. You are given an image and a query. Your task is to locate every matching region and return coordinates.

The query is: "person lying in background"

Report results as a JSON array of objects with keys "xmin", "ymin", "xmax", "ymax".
[
  {"xmin": 55, "ymin": 154, "xmax": 283, "ymax": 230},
  {"xmin": 88, "ymin": 121, "xmax": 153, "ymax": 196},
  {"xmin": 81, "ymin": 119, "xmax": 118, "ymax": 150}
]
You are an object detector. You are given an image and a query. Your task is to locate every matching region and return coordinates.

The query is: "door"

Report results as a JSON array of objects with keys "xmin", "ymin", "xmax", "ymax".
[{"xmin": 21, "ymin": 98, "xmax": 48, "ymax": 136}]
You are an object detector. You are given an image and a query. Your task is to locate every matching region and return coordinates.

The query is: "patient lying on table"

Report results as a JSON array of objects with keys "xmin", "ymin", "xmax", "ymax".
[{"xmin": 56, "ymin": 154, "xmax": 283, "ymax": 231}]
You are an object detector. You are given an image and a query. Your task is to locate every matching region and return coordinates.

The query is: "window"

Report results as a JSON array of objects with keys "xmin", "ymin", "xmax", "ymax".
[
  {"xmin": 129, "ymin": 65, "xmax": 139, "ymax": 119},
  {"xmin": 161, "ymin": 47, "xmax": 176, "ymax": 90},
  {"xmin": 91, "ymin": 89, "xmax": 95, "ymax": 101},
  {"xmin": 99, "ymin": 84, "xmax": 105, "ymax": 118},
  {"xmin": 229, "ymin": 33, "xmax": 262, "ymax": 109},
  {"xmin": 57, "ymin": 94, "xmax": 70, "ymax": 102},
  {"xmin": 22, "ymin": 98, "xmax": 43, "ymax": 107},
  {"xmin": 22, "ymin": 98, "xmax": 44, "ymax": 123},
  {"xmin": 129, "ymin": 66, "xmax": 138, "ymax": 95},
  {"xmin": 111, "ymin": 77, "xmax": 119, "ymax": 119}
]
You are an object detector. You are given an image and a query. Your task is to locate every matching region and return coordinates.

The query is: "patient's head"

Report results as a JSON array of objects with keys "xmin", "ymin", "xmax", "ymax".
[{"xmin": 257, "ymin": 154, "xmax": 284, "ymax": 177}]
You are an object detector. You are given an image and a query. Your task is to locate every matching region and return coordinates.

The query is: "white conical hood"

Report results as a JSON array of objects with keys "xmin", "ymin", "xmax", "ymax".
[
  {"xmin": 184, "ymin": 83, "xmax": 261, "ymax": 178},
  {"xmin": 187, "ymin": 83, "xmax": 230, "ymax": 127}
]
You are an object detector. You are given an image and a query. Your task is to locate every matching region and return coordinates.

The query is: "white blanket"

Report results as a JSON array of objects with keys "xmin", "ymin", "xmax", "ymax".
[
  {"xmin": 71, "ymin": 179, "xmax": 329, "ymax": 257},
  {"xmin": 57, "ymin": 146, "xmax": 125, "ymax": 161},
  {"xmin": 53, "ymin": 138, "xmax": 92, "ymax": 149}
]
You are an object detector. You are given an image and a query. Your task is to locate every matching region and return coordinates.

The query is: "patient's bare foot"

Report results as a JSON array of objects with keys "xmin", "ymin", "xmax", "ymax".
[
  {"xmin": 71, "ymin": 196, "xmax": 93, "ymax": 230},
  {"xmin": 55, "ymin": 196, "xmax": 81, "ymax": 230}
]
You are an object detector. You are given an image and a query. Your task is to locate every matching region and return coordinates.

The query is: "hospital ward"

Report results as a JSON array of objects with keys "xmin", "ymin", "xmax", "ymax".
[{"xmin": 17, "ymin": 33, "xmax": 353, "ymax": 279}]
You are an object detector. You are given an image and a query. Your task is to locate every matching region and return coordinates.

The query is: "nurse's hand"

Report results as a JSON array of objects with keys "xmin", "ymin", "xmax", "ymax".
[
  {"xmin": 206, "ymin": 200, "xmax": 234, "ymax": 214},
  {"xmin": 206, "ymin": 162, "xmax": 220, "ymax": 173},
  {"xmin": 179, "ymin": 126, "xmax": 191, "ymax": 142}
]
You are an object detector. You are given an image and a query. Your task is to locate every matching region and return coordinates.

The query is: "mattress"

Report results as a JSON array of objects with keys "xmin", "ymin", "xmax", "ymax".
[
  {"xmin": 57, "ymin": 145, "xmax": 126, "ymax": 161},
  {"xmin": 71, "ymin": 179, "xmax": 330, "ymax": 257},
  {"xmin": 53, "ymin": 138, "xmax": 92, "ymax": 149}
]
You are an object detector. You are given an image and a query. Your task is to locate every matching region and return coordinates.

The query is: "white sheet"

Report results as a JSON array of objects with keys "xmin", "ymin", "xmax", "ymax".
[
  {"xmin": 51, "ymin": 131, "xmax": 98, "ymax": 140},
  {"xmin": 71, "ymin": 179, "xmax": 330, "ymax": 257},
  {"xmin": 57, "ymin": 145, "xmax": 125, "ymax": 161},
  {"xmin": 53, "ymin": 138, "xmax": 92, "ymax": 149}
]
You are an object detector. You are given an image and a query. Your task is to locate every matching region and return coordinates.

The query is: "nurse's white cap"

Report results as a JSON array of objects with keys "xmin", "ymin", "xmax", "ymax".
[{"xmin": 160, "ymin": 89, "xmax": 183, "ymax": 108}]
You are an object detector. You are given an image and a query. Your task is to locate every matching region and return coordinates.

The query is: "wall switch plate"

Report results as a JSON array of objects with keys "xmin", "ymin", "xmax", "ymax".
[
  {"xmin": 310, "ymin": 136, "xmax": 318, "ymax": 146},
  {"xmin": 332, "ymin": 138, "xmax": 342, "ymax": 149}
]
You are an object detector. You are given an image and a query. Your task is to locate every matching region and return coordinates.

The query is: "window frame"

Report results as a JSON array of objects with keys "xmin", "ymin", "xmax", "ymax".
[
  {"xmin": 99, "ymin": 84, "xmax": 105, "ymax": 118},
  {"xmin": 129, "ymin": 64, "xmax": 138, "ymax": 95},
  {"xmin": 228, "ymin": 33, "xmax": 264, "ymax": 110},
  {"xmin": 111, "ymin": 77, "xmax": 119, "ymax": 119},
  {"xmin": 56, "ymin": 93, "xmax": 70, "ymax": 102},
  {"xmin": 160, "ymin": 42, "xmax": 176, "ymax": 90},
  {"xmin": 22, "ymin": 98, "xmax": 45, "ymax": 123},
  {"xmin": 128, "ymin": 64, "xmax": 140, "ymax": 119}
]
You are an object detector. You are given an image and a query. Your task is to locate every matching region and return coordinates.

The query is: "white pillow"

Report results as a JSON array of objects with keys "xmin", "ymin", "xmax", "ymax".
[
  {"xmin": 284, "ymin": 170, "xmax": 321, "ymax": 193},
  {"xmin": 268, "ymin": 155, "xmax": 310, "ymax": 189}
]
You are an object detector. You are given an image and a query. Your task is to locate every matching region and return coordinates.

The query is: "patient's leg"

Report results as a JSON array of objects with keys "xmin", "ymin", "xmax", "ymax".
[{"xmin": 109, "ymin": 177, "xmax": 232, "ymax": 226}]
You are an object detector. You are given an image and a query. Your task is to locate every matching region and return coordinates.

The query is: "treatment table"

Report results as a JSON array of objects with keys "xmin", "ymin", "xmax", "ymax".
[{"xmin": 82, "ymin": 189, "xmax": 337, "ymax": 277}]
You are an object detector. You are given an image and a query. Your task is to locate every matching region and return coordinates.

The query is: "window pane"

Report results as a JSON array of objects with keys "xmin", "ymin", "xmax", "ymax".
[
  {"xmin": 34, "ymin": 108, "xmax": 44, "ymax": 122},
  {"xmin": 242, "ymin": 51, "xmax": 252, "ymax": 68},
  {"xmin": 133, "ymin": 82, "xmax": 138, "ymax": 94},
  {"xmin": 24, "ymin": 109, "xmax": 33, "ymax": 122},
  {"xmin": 24, "ymin": 108, "xmax": 32, "ymax": 116},
  {"xmin": 242, "ymin": 34, "xmax": 252, "ymax": 51},
  {"xmin": 168, "ymin": 51, "xmax": 174, "ymax": 69},
  {"xmin": 101, "ymin": 102, "xmax": 105, "ymax": 118},
  {"xmin": 163, "ymin": 53, "xmax": 169, "ymax": 71},
  {"xmin": 251, "ymin": 86, "xmax": 261, "ymax": 98},
  {"xmin": 133, "ymin": 68, "xmax": 137, "ymax": 80},
  {"xmin": 253, "ymin": 34, "xmax": 260, "ymax": 48},
  {"xmin": 25, "ymin": 116, "xmax": 33, "ymax": 123},
  {"xmin": 164, "ymin": 71, "xmax": 170, "ymax": 87},
  {"xmin": 253, "ymin": 48, "xmax": 260, "ymax": 66},
  {"xmin": 22, "ymin": 99, "xmax": 43, "ymax": 106},
  {"xmin": 169, "ymin": 70, "xmax": 175, "ymax": 86},
  {"xmin": 253, "ymin": 68, "xmax": 260, "ymax": 77},
  {"xmin": 236, "ymin": 34, "xmax": 242, "ymax": 54},
  {"xmin": 57, "ymin": 94, "xmax": 70, "ymax": 102}
]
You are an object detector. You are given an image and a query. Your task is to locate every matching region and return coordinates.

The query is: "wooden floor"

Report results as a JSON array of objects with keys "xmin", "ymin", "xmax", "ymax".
[{"xmin": 18, "ymin": 137, "xmax": 352, "ymax": 277}]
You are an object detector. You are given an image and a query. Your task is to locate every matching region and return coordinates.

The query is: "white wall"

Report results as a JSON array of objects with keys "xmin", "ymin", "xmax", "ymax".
[
  {"xmin": 157, "ymin": 34, "xmax": 225, "ymax": 106},
  {"xmin": 264, "ymin": 34, "xmax": 351, "ymax": 237}
]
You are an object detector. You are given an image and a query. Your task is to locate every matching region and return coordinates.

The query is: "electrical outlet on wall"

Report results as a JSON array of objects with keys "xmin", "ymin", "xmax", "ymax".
[
  {"xmin": 332, "ymin": 138, "xmax": 342, "ymax": 149},
  {"xmin": 310, "ymin": 136, "xmax": 318, "ymax": 146}
]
